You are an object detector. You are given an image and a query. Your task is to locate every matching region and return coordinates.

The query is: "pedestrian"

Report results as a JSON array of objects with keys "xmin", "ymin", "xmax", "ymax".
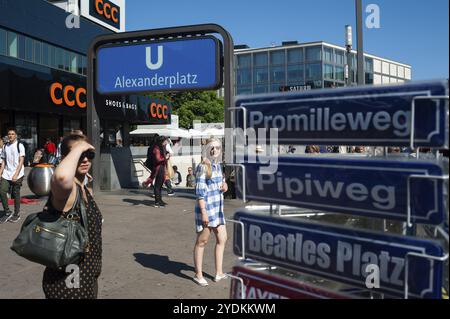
[
  {"xmin": 305, "ymin": 145, "xmax": 320, "ymax": 154},
  {"xmin": 142, "ymin": 134, "xmax": 159, "ymax": 189},
  {"xmin": 151, "ymin": 136, "xmax": 170, "ymax": 207},
  {"xmin": 171, "ymin": 165, "xmax": 182, "ymax": 186},
  {"xmin": 0, "ymin": 128, "xmax": 26, "ymax": 224},
  {"xmin": 186, "ymin": 167, "xmax": 196, "ymax": 188},
  {"xmin": 44, "ymin": 137, "xmax": 57, "ymax": 164},
  {"xmin": 55, "ymin": 136, "xmax": 63, "ymax": 165},
  {"xmin": 193, "ymin": 138, "xmax": 228, "ymax": 286},
  {"xmin": 42, "ymin": 133, "xmax": 103, "ymax": 299}
]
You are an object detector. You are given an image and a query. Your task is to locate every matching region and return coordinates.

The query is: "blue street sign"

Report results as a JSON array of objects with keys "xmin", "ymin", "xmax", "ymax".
[
  {"xmin": 234, "ymin": 80, "xmax": 448, "ymax": 147},
  {"xmin": 235, "ymin": 156, "xmax": 446, "ymax": 224},
  {"xmin": 96, "ymin": 36, "xmax": 222, "ymax": 94},
  {"xmin": 233, "ymin": 211, "xmax": 444, "ymax": 298}
]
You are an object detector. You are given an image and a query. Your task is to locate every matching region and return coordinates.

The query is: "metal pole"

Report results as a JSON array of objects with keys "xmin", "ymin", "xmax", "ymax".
[
  {"xmin": 87, "ymin": 55, "xmax": 101, "ymax": 193},
  {"xmin": 356, "ymin": 0, "xmax": 365, "ymax": 86}
]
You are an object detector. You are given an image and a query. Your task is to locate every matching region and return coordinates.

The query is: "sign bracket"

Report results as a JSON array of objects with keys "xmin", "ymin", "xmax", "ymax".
[
  {"xmin": 403, "ymin": 251, "xmax": 449, "ymax": 299},
  {"xmin": 225, "ymin": 218, "xmax": 246, "ymax": 260},
  {"xmin": 226, "ymin": 163, "xmax": 247, "ymax": 202},
  {"xmin": 409, "ymin": 95, "xmax": 449, "ymax": 149},
  {"xmin": 406, "ymin": 174, "xmax": 449, "ymax": 227},
  {"xmin": 227, "ymin": 274, "xmax": 246, "ymax": 299}
]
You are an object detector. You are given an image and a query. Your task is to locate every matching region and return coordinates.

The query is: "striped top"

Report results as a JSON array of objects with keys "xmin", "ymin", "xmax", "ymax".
[{"xmin": 194, "ymin": 163, "xmax": 225, "ymax": 232}]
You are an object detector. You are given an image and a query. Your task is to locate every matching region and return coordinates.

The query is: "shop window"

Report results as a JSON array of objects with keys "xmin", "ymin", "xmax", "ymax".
[
  {"xmin": 15, "ymin": 113, "xmax": 37, "ymax": 166},
  {"xmin": 305, "ymin": 63, "xmax": 321, "ymax": 80},
  {"xmin": 254, "ymin": 85, "xmax": 268, "ymax": 94},
  {"xmin": 7, "ymin": 31, "xmax": 17, "ymax": 58},
  {"xmin": 335, "ymin": 66, "xmax": 345, "ymax": 81}
]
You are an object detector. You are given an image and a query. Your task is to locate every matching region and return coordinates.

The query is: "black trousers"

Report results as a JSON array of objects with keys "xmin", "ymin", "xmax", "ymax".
[{"xmin": 153, "ymin": 166, "xmax": 165, "ymax": 199}]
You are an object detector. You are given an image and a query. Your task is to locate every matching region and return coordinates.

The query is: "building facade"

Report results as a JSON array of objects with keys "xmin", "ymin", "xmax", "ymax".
[{"xmin": 234, "ymin": 41, "xmax": 412, "ymax": 95}]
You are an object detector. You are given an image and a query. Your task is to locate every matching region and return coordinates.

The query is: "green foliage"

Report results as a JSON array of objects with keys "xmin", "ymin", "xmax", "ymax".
[{"xmin": 147, "ymin": 91, "xmax": 224, "ymax": 129}]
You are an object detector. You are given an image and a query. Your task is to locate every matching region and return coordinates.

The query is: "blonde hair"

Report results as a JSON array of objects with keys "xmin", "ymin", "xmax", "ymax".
[{"xmin": 200, "ymin": 138, "xmax": 222, "ymax": 180}]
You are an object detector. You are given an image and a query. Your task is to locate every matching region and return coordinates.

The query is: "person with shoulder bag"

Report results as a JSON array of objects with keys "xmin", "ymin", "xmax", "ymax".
[{"xmin": 11, "ymin": 134, "xmax": 103, "ymax": 299}]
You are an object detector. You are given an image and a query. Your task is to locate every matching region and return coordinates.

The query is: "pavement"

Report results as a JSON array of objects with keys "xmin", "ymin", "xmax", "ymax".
[{"xmin": 0, "ymin": 175, "xmax": 244, "ymax": 299}]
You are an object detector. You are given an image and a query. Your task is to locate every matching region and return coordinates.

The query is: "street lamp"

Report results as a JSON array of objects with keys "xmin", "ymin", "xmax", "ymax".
[
  {"xmin": 345, "ymin": 25, "xmax": 353, "ymax": 86},
  {"xmin": 356, "ymin": 0, "xmax": 365, "ymax": 86}
]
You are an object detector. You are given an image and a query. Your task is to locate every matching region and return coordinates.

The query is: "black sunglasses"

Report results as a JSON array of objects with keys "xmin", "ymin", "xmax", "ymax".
[{"xmin": 80, "ymin": 150, "xmax": 95, "ymax": 160}]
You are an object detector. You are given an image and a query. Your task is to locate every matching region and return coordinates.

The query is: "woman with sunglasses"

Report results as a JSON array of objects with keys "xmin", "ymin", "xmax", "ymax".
[
  {"xmin": 42, "ymin": 134, "xmax": 103, "ymax": 299},
  {"xmin": 193, "ymin": 138, "xmax": 228, "ymax": 286}
]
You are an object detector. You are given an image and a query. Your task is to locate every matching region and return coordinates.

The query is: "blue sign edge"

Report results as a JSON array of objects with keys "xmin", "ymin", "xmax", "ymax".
[
  {"xmin": 235, "ymin": 156, "xmax": 446, "ymax": 224},
  {"xmin": 233, "ymin": 210, "xmax": 444, "ymax": 299}
]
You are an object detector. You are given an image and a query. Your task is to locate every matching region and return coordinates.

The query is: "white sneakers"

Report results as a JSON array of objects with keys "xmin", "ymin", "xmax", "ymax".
[
  {"xmin": 213, "ymin": 274, "xmax": 228, "ymax": 282},
  {"xmin": 193, "ymin": 276, "xmax": 208, "ymax": 287},
  {"xmin": 193, "ymin": 274, "xmax": 228, "ymax": 286}
]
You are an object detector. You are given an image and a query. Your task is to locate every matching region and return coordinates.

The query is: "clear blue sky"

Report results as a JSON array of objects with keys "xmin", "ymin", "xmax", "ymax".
[{"xmin": 125, "ymin": 0, "xmax": 449, "ymax": 80}]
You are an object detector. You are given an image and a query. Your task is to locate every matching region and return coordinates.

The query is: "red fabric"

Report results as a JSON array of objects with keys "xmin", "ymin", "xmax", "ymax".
[
  {"xmin": 44, "ymin": 142, "xmax": 56, "ymax": 155},
  {"xmin": 8, "ymin": 198, "xmax": 41, "ymax": 205},
  {"xmin": 150, "ymin": 144, "xmax": 166, "ymax": 180}
]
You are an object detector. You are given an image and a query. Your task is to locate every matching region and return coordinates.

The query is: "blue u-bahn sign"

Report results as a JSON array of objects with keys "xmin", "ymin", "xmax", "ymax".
[
  {"xmin": 236, "ymin": 156, "xmax": 446, "ymax": 224},
  {"xmin": 234, "ymin": 80, "xmax": 448, "ymax": 147},
  {"xmin": 233, "ymin": 211, "xmax": 444, "ymax": 299},
  {"xmin": 96, "ymin": 36, "xmax": 222, "ymax": 94}
]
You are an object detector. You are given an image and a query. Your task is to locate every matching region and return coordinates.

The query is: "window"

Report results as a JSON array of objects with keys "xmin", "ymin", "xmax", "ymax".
[
  {"xmin": 64, "ymin": 50, "xmax": 70, "ymax": 71},
  {"xmin": 270, "ymin": 65, "xmax": 285, "ymax": 83},
  {"xmin": 42, "ymin": 43, "xmax": 49, "ymax": 66},
  {"xmin": 324, "ymin": 47, "xmax": 333, "ymax": 63},
  {"xmin": 305, "ymin": 80, "xmax": 323, "ymax": 89},
  {"xmin": 7, "ymin": 31, "xmax": 17, "ymax": 58},
  {"xmin": 287, "ymin": 48, "xmax": 303, "ymax": 64},
  {"xmin": 237, "ymin": 54, "xmax": 251, "ymax": 68},
  {"xmin": 77, "ymin": 54, "xmax": 83, "ymax": 74},
  {"xmin": 324, "ymin": 64, "xmax": 334, "ymax": 80},
  {"xmin": 50, "ymin": 45, "xmax": 57, "ymax": 68},
  {"xmin": 254, "ymin": 52, "xmax": 268, "ymax": 67},
  {"xmin": 236, "ymin": 69, "xmax": 251, "ymax": 85},
  {"xmin": 270, "ymin": 50, "xmax": 285, "ymax": 65},
  {"xmin": 305, "ymin": 46, "xmax": 322, "ymax": 62},
  {"xmin": 305, "ymin": 63, "xmax": 321, "ymax": 80},
  {"xmin": 365, "ymin": 57, "xmax": 374, "ymax": 73},
  {"xmin": 254, "ymin": 67, "xmax": 268, "ymax": 84},
  {"xmin": 55, "ymin": 47, "xmax": 63, "ymax": 69},
  {"xmin": 34, "ymin": 40, "xmax": 42, "ymax": 65},
  {"xmin": 287, "ymin": 64, "xmax": 304, "ymax": 83},
  {"xmin": 70, "ymin": 52, "xmax": 77, "ymax": 73},
  {"xmin": 254, "ymin": 85, "xmax": 268, "ymax": 94},
  {"xmin": 81, "ymin": 56, "xmax": 87, "ymax": 75},
  {"xmin": 17, "ymin": 34, "xmax": 25, "ymax": 59},
  {"xmin": 0, "ymin": 28, "xmax": 6, "ymax": 55},
  {"xmin": 365, "ymin": 72, "xmax": 374, "ymax": 84},
  {"xmin": 335, "ymin": 50, "xmax": 345, "ymax": 65},
  {"xmin": 25, "ymin": 37, "xmax": 33, "ymax": 61},
  {"xmin": 270, "ymin": 84, "xmax": 282, "ymax": 92},
  {"xmin": 236, "ymin": 86, "xmax": 252, "ymax": 95},
  {"xmin": 335, "ymin": 66, "xmax": 345, "ymax": 81}
]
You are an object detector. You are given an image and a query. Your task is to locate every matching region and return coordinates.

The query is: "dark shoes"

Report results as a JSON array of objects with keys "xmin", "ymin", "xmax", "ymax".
[
  {"xmin": 167, "ymin": 190, "xmax": 175, "ymax": 196},
  {"xmin": 0, "ymin": 213, "xmax": 20, "ymax": 224}
]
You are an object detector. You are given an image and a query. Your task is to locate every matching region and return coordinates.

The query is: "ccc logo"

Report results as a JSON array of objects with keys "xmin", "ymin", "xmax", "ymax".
[
  {"xmin": 150, "ymin": 102, "xmax": 169, "ymax": 120},
  {"xmin": 50, "ymin": 83, "xmax": 86, "ymax": 109},
  {"xmin": 95, "ymin": 0, "xmax": 119, "ymax": 24}
]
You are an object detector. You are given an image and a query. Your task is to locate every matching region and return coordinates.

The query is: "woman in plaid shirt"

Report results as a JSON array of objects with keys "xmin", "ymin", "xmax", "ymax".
[{"xmin": 193, "ymin": 138, "xmax": 228, "ymax": 287}]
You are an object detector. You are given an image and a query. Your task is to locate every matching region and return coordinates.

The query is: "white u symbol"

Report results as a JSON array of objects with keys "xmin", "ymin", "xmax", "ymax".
[{"xmin": 146, "ymin": 46, "xmax": 164, "ymax": 70}]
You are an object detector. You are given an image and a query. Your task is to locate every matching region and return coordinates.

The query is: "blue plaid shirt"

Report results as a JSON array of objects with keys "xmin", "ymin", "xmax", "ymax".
[{"xmin": 194, "ymin": 163, "xmax": 225, "ymax": 232}]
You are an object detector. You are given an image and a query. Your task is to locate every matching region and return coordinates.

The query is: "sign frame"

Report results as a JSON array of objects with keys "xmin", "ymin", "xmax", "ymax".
[
  {"xmin": 95, "ymin": 35, "xmax": 223, "ymax": 95},
  {"xmin": 233, "ymin": 211, "xmax": 445, "ymax": 299},
  {"xmin": 235, "ymin": 156, "xmax": 447, "ymax": 225}
]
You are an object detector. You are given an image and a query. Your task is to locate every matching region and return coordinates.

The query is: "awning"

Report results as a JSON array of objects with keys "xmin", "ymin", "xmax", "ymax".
[{"xmin": 130, "ymin": 127, "xmax": 191, "ymax": 138}]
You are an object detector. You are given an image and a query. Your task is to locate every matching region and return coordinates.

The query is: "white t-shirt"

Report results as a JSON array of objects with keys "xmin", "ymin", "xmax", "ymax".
[{"xmin": 1, "ymin": 141, "xmax": 26, "ymax": 180}]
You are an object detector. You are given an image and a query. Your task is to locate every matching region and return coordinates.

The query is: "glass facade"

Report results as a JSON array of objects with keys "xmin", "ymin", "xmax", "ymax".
[
  {"xmin": 234, "ymin": 43, "xmax": 411, "ymax": 95},
  {"xmin": 0, "ymin": 27, "xmax": 87, "ymax": 76}
]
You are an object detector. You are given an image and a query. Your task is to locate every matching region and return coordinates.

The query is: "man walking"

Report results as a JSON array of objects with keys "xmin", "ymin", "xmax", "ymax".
[{"xmin": 0, "ymin": 128, "xmax": 26, "ymax": 224}]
